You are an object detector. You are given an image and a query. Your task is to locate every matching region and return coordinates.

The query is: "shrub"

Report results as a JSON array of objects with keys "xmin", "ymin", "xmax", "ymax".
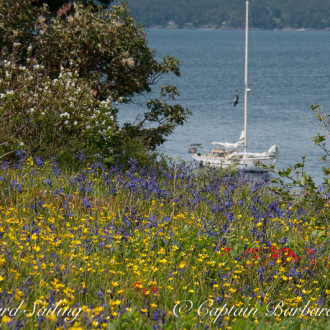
[{"xmin": 0, "ymin": 60, "xmax": 116, "ymax": 162}]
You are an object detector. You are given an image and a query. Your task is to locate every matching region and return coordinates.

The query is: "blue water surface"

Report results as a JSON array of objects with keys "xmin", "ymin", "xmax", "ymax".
[{"xmin": 118, "ymin": 29, "xmax": 330, "ymax": 184}]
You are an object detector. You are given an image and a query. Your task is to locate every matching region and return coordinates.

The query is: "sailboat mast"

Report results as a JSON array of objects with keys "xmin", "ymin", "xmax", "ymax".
[{"xmin": 244, "ymin": 0, "xmax": 249, "ymax": 153}]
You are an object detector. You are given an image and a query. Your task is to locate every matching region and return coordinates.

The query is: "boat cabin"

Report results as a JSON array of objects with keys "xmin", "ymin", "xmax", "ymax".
[{"xmin": 211, "ymin": 149, "xmax": 235, "ymax": 157}]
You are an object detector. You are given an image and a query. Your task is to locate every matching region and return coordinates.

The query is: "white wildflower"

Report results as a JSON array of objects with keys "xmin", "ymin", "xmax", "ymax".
[{"xmin": 60, "ymin": 112, "xmax": 70, "ymax": 118}]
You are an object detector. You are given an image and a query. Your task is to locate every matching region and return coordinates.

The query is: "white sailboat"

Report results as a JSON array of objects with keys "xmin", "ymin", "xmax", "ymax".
[{"xmin": 192, "ymin": 0, "xmax": 278, "ymax": 171}]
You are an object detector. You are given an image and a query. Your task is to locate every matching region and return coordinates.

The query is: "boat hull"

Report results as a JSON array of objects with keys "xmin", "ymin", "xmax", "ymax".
[{"xmin": 192, "ymin": 154, "xmax": 277, "ymax": 172}]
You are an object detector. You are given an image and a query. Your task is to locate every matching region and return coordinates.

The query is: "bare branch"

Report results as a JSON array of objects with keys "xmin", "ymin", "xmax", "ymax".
[{"xmin": 0, "ymin": 150, "xmax": 15, "ymax": 160}]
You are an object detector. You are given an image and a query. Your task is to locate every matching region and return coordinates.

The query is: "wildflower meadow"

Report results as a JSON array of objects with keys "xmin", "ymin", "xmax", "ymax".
[{"xmin": 0, "ymin": 152, "xmax": 328, "ymax": 329}]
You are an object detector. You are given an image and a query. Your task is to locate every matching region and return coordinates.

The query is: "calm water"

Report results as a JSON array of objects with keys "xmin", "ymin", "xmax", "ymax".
[{"xmin": 119, "ymin": 29, "xmax": 330, "ymax": 184}]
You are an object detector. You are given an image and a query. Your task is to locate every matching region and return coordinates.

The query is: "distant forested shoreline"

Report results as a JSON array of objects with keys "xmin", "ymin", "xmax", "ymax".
[{"xmin": 125, "ymin": 0, "xmax": 330, "ymax": 30}]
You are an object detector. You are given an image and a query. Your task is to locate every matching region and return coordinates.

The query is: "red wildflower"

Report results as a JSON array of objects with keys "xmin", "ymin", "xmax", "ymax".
[
  {"xmin": 244, "ymin": 245, "xmax": 300, "ymax": 264},
  {"xmin": 151, "ymin": 286, "xmax": 159, "ymax": 294},
  {"xmin": 306, "ymin": 248, "xmax": 315, "ymax": 255},
  {"xmin": 272, "ymin": 253, "xmax": 278, "ymax": 259},
  {"xmin": 141, "ymin": 286, "xmax": 159, "ymax": 296},
  {"xmin": 221, "ymin": 247, "xmax": 232, "ymax": 256},
  {"xmin": 245, "ymin": 248, "xmax": 262, "ymax": 258},
  {"xmin": 269, "ymin": 246, "xmax": 300, "ymax": 263},
  {"xmin": 133, "ymin": 282, "xmax": 142, "ymax": 291}
]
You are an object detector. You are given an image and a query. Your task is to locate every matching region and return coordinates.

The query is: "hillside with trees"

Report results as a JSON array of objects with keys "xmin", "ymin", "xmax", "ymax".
[{"xmin": 125, "ymin": 0, "xmax": 330, "ymax": 29}]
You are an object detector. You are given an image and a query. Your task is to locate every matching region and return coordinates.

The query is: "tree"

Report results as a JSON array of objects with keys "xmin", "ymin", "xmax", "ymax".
[
  {"xmin": 36, "ymin": 0, "xmax": 114, "ymax": 13},
  {"xmin": 0, "ymin": 0, "xmax": 190, "ymax": 163}
]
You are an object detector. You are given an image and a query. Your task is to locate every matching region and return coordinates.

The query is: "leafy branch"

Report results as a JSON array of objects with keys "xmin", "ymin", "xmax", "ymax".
[{"xmin": 267, "ymin": 105, "xmax": 329, "ymax": 215}]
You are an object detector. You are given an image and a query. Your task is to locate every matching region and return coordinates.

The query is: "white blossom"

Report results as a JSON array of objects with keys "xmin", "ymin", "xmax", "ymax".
[{"xmin": 60, "ymin": 112, "xmax": 70, "ymax": 118}]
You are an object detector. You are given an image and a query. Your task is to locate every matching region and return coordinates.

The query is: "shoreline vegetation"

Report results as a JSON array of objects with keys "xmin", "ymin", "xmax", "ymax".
[
  {"xmin": 126, "ymin": 0, "xmax": 330, "ymax": 31},
  {"xmin": 147, "ymin": 26, "xmax": 330, "ymax": 32}
]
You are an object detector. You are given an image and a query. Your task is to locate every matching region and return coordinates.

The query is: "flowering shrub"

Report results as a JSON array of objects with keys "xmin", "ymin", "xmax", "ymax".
[
  {"xmin": 0, "ymin": 60, "xmax": 116, "ymax": 161},
  {"xmin": 0, "ymin": 1, "xmax": 190, "ymax": 162}
]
